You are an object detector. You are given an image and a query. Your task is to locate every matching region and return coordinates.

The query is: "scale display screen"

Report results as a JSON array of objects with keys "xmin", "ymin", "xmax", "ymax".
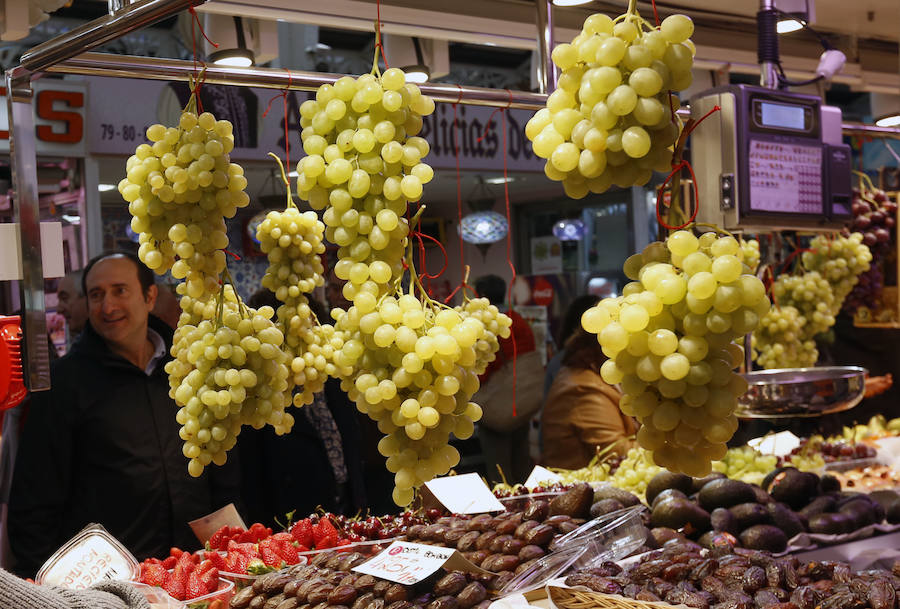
[
  {"xmin": 748, "ymin": 140, "xmax": 822, "ymax": 214},
  {"xmin": 760, "ymin": 101, "xmax": 806, "ymax": 130}
]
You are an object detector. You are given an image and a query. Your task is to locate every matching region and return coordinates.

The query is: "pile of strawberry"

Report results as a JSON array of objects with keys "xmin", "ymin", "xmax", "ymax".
[
  {"xmin": 207, "ymin": 522, "xmax": 272, "ymax": 550},
  {"xmin": 140, "ymin": 549, "xmax": 219, "ymax": 601}
]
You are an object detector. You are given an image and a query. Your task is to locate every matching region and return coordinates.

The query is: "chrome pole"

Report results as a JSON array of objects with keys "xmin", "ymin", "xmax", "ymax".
[
  {"xmin": 535, "ymin": 0, "xmax": 556, "ymax": 95},
  {"xmin": 6, "ymin": 71, "xmax": 50, "ymax": 391},
  {"xmin": 758, "ymin": 0, "xmax": 779, "ymax": 89},
  {"xmin": 19, "ymin": 0, "xmax": 201, "ymax": 77}
]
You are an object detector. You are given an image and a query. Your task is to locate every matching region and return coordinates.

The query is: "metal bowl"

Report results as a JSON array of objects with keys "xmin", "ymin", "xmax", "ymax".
[{"xmin": 737, "ymin": 366, "xmax": 867, "ymax": 419}]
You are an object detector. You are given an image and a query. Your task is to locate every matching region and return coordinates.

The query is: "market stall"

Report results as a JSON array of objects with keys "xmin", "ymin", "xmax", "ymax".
[{"xmin": 4, "ymin": 0, "xmax": 900, "ymax": 607}]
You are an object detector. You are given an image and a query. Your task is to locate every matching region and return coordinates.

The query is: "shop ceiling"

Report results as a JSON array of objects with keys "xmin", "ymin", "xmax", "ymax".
[{"xmin": 197, "ymin": 0, "xmax": 900, "ymax": 91}]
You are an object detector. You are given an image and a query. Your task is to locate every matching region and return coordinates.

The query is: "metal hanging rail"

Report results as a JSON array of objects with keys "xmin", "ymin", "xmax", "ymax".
[{"xmin": 45, "ymin": 53, "xmax": 547, "ymax": 110}]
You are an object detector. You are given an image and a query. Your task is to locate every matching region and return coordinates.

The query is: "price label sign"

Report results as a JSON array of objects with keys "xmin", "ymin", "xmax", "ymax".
[
  {"xmin": 352, "ymin": 541, "xmax": 457, "ymax": 584},
  {"xmin": 189, "ymin": 503, "xmax": 247, "ymax": 544},
  {"xmin": 524, "ymin": 466, "xmax": 562, "ymax": 489},
  {"xmin": 424, "ymin": 473, "xmax": 505, "ymax": 514}
]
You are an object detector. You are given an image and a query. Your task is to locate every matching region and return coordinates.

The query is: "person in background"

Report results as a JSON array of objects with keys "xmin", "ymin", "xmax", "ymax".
[
  {"xmin": 151, "ymin": 282, "xmax": 181, "ymax": 330},
  {"xmin": 473, "ymin": 274, "xmax": 537, "ymax": 485},
  {"xmin": 8, "ymin": 252, "xmax": 241, "ymax": 577},
  {"xmin": 237, "ymin": 290, "xmax": 366, "ymax": 525},
  {"xmin": 542, "ymin": 326, "xmax": 636, "ymax": 469},
  {"xmin": 56, "ymin": 269, "xmax": 88, "ymax": 342},
  {"xmin": 544, "ymin": 294, "xmax": 600, "ymax": 400}
]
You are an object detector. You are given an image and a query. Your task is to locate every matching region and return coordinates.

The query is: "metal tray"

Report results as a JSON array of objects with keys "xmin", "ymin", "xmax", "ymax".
[{"xmin": 737, "ymin": 366, "xmax": 867, "ymax": 419}]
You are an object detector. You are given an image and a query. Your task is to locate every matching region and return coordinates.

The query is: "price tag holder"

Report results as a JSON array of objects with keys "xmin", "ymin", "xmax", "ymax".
[
  {"xmin": 524, "ymin": 466, "xmax": 562, "ymax": 489},
  {"xmin": 352, "ymin": 541, "xmax": 492, "ymax": 584},
  {"xmin": 35, "ymin": 524, "xmax": 140, "ymax": 589},
  {"xmin": 423, "ymin": 473, "xmax": 505, "ymax": 514},
  {"xmin": 189, "ymin": 503, "xmax": 247, "ymax": 544}
]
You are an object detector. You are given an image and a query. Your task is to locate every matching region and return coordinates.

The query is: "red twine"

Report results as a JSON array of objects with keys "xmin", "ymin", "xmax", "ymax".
[
  {"xmin": 447, "ymin": 85, "xmax": 469, "ymax": 303},
  {"xmin": 223, "ymin": 249, "xmax": 242, "ymax": 261},
  {"xmin": 779, "ymin": 248, "xmax": 813, "ymax": 275},
  {"xmin": 187, "ymin": 7, "xmax": 217, "ymax": 112},
  {"xmin": 651, "ymin": 0, "xmax": 660, "ymax": 27},
  {"xmin": 375, "ymin": 0, "xmax": 390, "ymax": 69},
  {"xmin": 656, "ymin": 105, "xmax": 721, "ymax": 231},
  {"xmin": 262, "ymin": 70, "xmax": 295, "ymax": 170},
  {"xmin": 500, "ymin": 109, "xmax": 519, "ymax": 418},
  {"xmin": 476, "ymin": 90, "xmax": 513, "ymax": 144}
]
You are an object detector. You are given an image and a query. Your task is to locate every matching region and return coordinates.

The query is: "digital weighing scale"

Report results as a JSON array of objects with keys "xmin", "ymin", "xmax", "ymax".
[{"xmin": 690, "ymin": 84, "xmax": 851, "ymax": 231}]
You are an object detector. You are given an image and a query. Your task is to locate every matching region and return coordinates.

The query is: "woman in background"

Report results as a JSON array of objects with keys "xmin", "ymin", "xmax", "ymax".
[{"xmin": 541, "ymin": 327, "xmax": 636, "ymax": 469}]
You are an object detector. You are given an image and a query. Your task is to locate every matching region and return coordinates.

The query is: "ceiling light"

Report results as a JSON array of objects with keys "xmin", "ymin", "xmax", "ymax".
[
  {"xmin": 401, "ymin": 38, "xmax": 430, "ymax": 83},
  {"xmin": 458, "ymin": 211, "xmax": 508, "ymax": 245},
  {"xmin": 484, "ymin": 177, "xmax": 514, "ymax": 185},
  {"xmin": 98, "ymin": 183, "xmax": 116, "ymax": 192},
  {"xmin": 209, "ymin": 16, "xmax": 255, "ymax": 67},
  {"xmin": 61, "ymin": 214, "xmax": 80, "ymax": 225},
  {"xmin": 552, "ymin": 219, "xmax": 586, "ymax": 241},
  {"xmin": 551, "ymin": 0, "xmax": 593, "ymax": 5},
  {"xmin": 776, "ymin": 18, "xmax": 803, "ymax": 34},
  {"xmin": 876, "ymin": 114, "xmax": 900, "ymax": 128}
]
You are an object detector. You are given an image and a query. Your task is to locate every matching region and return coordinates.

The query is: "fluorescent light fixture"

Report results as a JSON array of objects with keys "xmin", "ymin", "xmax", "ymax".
[
  {"xmin": 876, "ymin": 114, "xmax": 900, "ymax": 127},
  {"xmin": 98, "ymin": 183, "xmax": 116, "ymax": 192},
  {"xmin": 776, "ymin": 18, "xmax": 803, "ymax": 34},
  {"xmin": 403, "ymin": 67, "xmax": 430, "ymax": 83},
  {"xmin": 61, "ymin": 214, "xmax": 80, "ymax": 224},
  {"xmin": 209, "ymin": 16, "xmax": 255, "ymax": 67},
  {"xmin": 484, "ymin": 177, "xmax": 514, "ymax": 185},
  {"xmin": 551, "ymin": 0, "xmax": 593, "ymax": 5},
  {"xmin": 288, "ymin": 170, "xmax": 299, "ymax": 178},
  {"xmin": 210, "ymin": 49, "xmax": 254, "ymax": 67}
]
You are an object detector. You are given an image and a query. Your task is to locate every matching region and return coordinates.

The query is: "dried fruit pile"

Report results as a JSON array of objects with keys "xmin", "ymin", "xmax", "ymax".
[{"xmin": 563, "ymin": 540, "xmax": 900, "ymax": 609}]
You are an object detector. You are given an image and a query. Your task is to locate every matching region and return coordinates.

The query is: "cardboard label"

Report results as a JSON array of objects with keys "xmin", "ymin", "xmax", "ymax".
[
  {"xmin": 39, "ymin": 534, "xmax": 136, "ymax": 590},
  {"xmin": 424, "ymin": 473, "xmax": 505, "ymax": 514},
  {"xmin": 747, "ymin": 431, "xmax": 801, "ymax": 457},
  {"xmin": 189, "ymin": 503, "xmax": 247, "ymax": 544},
  {"xmin": 353, "ymin": 541, "xmax": 491, "ymax": 584},
  {"xmin": 524, "ymin": 466, "xmax": 562, "ymax": 489}
]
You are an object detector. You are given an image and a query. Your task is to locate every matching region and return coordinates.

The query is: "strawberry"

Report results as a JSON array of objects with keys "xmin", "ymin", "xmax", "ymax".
[
  {"xmin": 260, "ymin": 545, "xmax": 282, "ymax": 568},
  {"xmin": 199, "ymin": 566, "xmax": 219, "ymax": 593},
  {"xmin": 142, "ymin": 563, "xmax": 167, "ymax": 587},
  {"xmin": 335, "ymin": 538, "xmax": 353, "ymax": 552},
  {"xmin": 291, "ymin": 519, "xmax": 314, "ymax": 547},
  {"xmin": 162, "ymin": 571, "xmax": 185, "ymax": 601},
  {"xmin": 161, "ymin": 556, "xmax": 177, "ymax": 570},
  {"xmin": 205, "ymin": 551, "xmax": 226, "ymax": 571},
  {"xmin": 169, "ymin": 547, "xmax": 184, "ymax": 559},
  {"xmin": 313, "ymin": 519, "xmax": 339, "ymax": 549},
  {"xmin": 185, "ymin": 571, "xmax": 206, "ymax": 600},
  {"xmin": 172, "ymin": 551, "xmax": 195, "ymax": 583},
  {"xmin": 271, "ymin": 531, "xmax": 293, "ymax": 544},
  {"xmin": 275, "ymin": 539, "xmax": 299, "ymax": 564}
]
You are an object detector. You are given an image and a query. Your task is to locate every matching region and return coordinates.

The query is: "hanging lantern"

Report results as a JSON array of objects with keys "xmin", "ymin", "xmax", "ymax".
[
  {"xmin": 458, "ymin": 210, "xmax": 509, "ymax": 245},
  {"xmin": 552, "ymin": 218, "xmax": 586, "ymax": 241}
]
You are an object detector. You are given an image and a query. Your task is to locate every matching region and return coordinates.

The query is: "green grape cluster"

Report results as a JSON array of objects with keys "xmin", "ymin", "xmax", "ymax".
[
  {"xmin": 122, "ymin": 109, "xmax": 250, "ymax": 298},
  {"xmin": 255, "ymin": 205, "xmax": 341, "ymax": 406},
  {"xmin": 166, "ymin": 285, "xmax": 292, "ymax": 477},
  {"xmin": 752, "ymin": 304, "xmax": 817, "ymax": 369},
  {"xmin": 581, "ymin": 230, "xmax": 769, "ymax": 477},
  {"xmin": 296, "ymin": 67, "xmax": 434, "ymax": 298},
  {"xmin": 525, "ymin": 9, "xmax": 695, "ymax": 199},
  {"xmin": 711, "ymin": 445, "xmax": 778, "ymax": 486},
  {"xmin": 769, "ymin": 271, "xmax": 835, "ymax": 340},
  {"xmin": 740, "ymin": 237, "xmax": 761, "ymax": 274},
  {"xmin": 801, "ymin": 233, "xmax": 872, "ymax": 311},
  {"xmin": 609, "ymin": 447, "xmax": 663, "ymax": 498},
  {"xmin": 333, "ymin": 294, "xmax": 490, "ymax": 506},
  {"xmin": 455, "ymin": 297, "xmax": 514, "ymax": 374}
]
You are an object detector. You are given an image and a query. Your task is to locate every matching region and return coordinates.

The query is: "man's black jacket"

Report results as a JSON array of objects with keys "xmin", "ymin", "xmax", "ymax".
[{"xmin": 8, "ymin": 315, "xmax": 241, "ymax": 576}]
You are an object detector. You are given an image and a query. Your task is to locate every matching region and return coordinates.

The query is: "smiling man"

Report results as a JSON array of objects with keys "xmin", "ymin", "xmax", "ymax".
[{"xmin": 8, "ymin": 251, "xmax": 240, "ymax": 576}]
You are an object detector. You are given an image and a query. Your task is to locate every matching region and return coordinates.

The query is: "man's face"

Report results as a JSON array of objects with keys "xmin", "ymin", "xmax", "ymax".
[
  {"xmin": 85, "ymin": 257, "xmax": 157, "ymax": 352},
  {"xmin": 57, "ymin": 276, "xmax": 88, "ymax": 334}
]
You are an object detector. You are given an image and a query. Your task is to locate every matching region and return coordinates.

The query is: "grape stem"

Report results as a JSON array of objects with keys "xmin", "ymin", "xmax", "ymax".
[
  {"xmin": 267, "ymin": 152, "xmax": 297, "ymax": 210},
  {"xmin": 692, "ymin": 222, "xmax": 735, "ymax": 239},
  {"xmin": 371, "ymin": 21, "xmax": 383, "ymax": 77}
]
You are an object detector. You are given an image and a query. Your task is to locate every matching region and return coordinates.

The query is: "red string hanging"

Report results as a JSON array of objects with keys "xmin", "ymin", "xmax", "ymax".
[
  {"xmin": 453, "ymin": 86, "xmax": 466, "ymax": 295},
  {"xmin": 187, "ymin": 7, "xmax": 217, "ymax": 112},
  {"xmin": 223, "ymin": 249, "xmax": 242, "ymax": 261},
  {"xmin": 497, "ymin": 99, "xmax": 520, "ymax": 418},
  {"xmin": 374, "ymin": 0, "xmax": 390, "ymax": 68},
  {"xmin": 655, "ymin": 105, "xmax": 721, "ymax": 231},
  {"xmin": 262, "ymin": 70, "xmax": 295, "ymax": 170},
  {"xmin": 779, "ymin": 248, "xmax": 814, "ymax": 275},
  {"xmin": 651, "ymin": 0, "xmax": 660, "ymax": 26}
]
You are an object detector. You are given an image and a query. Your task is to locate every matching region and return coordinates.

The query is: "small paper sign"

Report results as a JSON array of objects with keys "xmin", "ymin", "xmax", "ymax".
[
  {"xmin": 747, "ymin": 431, "xmax": 801, "ymax": 457},
  {"xmin": 189, "ymin": 503, "xmax": 247, "ymax": 544},
  {"xmin": 353, "ymin": 541, "xmax": 491, "ymax": 584},
  {"xmin": 524, "ymin": 466, "xmax": 562, "ymax": 489},
  {"xmin": 424, "ymin": 473, "xmax": 506, "ymax": 514}
]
